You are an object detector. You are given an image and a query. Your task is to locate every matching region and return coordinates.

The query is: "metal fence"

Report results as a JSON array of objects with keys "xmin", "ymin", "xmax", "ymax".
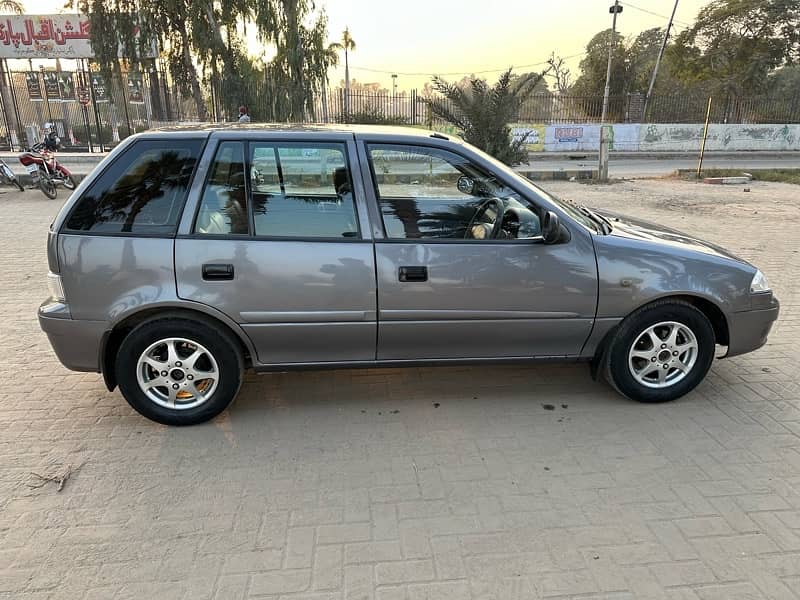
[
  {"xmin": 1, "ymin": 69, "xmax": 799, "ymax": 152},
  {"xmin": 316, "ymin": 89, "xmax": 800, "ymax": 127},
  {"xmin": 0, "ymin": 66, "xmax": 203, "ymax": 152}
]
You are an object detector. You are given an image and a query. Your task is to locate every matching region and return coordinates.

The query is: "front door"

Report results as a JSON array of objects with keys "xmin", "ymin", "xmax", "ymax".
[
  {"xmin": 362, "ymin": 142, "xmax": 598, "ymax": 360},
  {"xmin": 176, "ymin": 135, "xmax": 376, "ymax": 365}
]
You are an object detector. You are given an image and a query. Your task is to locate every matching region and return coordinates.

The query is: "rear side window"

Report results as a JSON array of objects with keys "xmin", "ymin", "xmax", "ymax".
[
  {"xmin": 193, "ymin": 141, "xmax": 359, "ymax": 239},
  {"xmin": 64, "ymin": 139, "xmax": 203, "ymax": 235}
]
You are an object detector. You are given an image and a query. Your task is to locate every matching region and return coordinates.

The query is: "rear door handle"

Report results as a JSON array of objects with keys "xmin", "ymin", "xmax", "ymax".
[
  {"xmin": 202, "ymin": 263, "xmax": 234, "ymax": 281},
  {"xmin": 399, "ymin": 266, "xmax": 428, "ymax": 282}
]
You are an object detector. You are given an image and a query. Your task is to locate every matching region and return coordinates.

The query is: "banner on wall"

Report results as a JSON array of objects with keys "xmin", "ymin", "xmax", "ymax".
[
  {"xmin": 43, "ymin": 71, "xmax": 60, "ymax": 102},
  {"xmin": 90, "ymin": 72, "xmax": 108, "ymax": 102},
  {"xmin": 57, "ymin": 72, "xmax": 75, "ymax": 101},
  {"xmin": 25, "ymin": 71, "xmax": 42, "ymax": 101},
  {"xmin": 127, "ymin": 72, "xmax": 144, "ymax": 104},
  {"xmin": 512, "ymin": 124, "xmax": 546, "ymax": 151}
]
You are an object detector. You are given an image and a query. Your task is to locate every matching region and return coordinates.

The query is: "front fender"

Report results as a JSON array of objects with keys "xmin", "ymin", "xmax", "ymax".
[{"xmin": 594, "ymin": 235, "xmax": 754, "ymax": 320}]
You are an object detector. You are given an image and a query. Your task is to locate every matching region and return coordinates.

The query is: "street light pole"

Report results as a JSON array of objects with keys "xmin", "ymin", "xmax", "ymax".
[
  {"xmin": 600, "ymin": 0, "xmax": 621, "ymax": 124},
  {"xmin": 599, "ymin": 0, "xmax": 622, "ymax": 181}
]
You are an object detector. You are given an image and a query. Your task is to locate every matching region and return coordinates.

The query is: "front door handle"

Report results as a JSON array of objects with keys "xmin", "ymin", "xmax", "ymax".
[
  {"xmin": 399, "ymin": 266, "xmax": 428, "ymax": 282},
  {"xmin": 202, "ymin": 263, "xmax": 234, "ymax": 281}
]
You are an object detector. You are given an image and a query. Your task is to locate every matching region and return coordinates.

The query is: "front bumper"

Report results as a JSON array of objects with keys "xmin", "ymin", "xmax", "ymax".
[
  {"xmin": 38, "ymin": 302, "xmax": 108, "ymax": 372},
  {"xmin": 726, "ymin": 296, "xmax": 780, "ymax": 358}
]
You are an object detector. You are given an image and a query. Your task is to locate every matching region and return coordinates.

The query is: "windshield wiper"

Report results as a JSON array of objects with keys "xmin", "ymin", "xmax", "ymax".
[{"xmin": 577, "ymin": 205, "xmax": 611, "ymax": 234}]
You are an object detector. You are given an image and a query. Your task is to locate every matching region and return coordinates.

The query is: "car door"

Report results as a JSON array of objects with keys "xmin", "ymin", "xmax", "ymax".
[
  {"xmin": 359, "ymin": 139, "xmax": 598, "ymax": 360},
  {"xmin": 175, "ymin": 132, "xmax": 377, "ymax": 365}
]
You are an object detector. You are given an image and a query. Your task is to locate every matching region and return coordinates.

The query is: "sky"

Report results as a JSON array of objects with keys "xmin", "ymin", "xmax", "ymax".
[{"xmin": 19, "ymin": 0, "xmax": 711, "ymax": 90}]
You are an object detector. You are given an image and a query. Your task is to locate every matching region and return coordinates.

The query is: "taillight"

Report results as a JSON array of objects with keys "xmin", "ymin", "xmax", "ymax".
[{"xmin": 47, "ymin": 272, "xmax": 66, "ymax": 302}]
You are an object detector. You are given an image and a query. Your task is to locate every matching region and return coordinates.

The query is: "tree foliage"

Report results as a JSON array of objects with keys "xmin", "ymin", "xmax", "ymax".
[
  {"xmin": 424, "ymin": 69, "xmax": 548, "ymax": 165},
  {"xmin": 71, "ymin": 0, "xmax": 337, "ymax": 123},
  {"xmin": 668, "ymin": 0, "xmax": 800, "ymax": 96},
  {"xmin": 573, "ymin": 27, "xmax": 669, "ymax": 98}
]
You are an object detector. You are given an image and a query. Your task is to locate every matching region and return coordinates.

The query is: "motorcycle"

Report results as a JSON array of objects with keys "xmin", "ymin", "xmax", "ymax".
[{"xmin": 18, "ymin": 131, "xmax": 77, "ymax": 200}]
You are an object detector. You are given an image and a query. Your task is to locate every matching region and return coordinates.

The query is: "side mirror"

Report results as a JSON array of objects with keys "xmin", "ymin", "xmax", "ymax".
[
  {"xmin": 542, "ymin": 211, "xmax": 561, "ymax": 244},
  {"xmin": 456, "ymin": 175, "xmax": 475, "ymax": 195}
]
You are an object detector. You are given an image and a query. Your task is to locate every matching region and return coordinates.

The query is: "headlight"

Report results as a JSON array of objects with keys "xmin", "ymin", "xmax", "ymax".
[
  {"xmin": 47, "ymin": 272, "xmax": 66, "ymax": 302},
  {"xmin": 750, "ymin": 270, "xmax": 771, "ymax": 294}
]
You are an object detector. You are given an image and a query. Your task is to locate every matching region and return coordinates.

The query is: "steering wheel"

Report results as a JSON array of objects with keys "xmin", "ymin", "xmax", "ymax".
[{"xmin": 465, "ymin": 198, "xmax": 505, "ymax": 239}]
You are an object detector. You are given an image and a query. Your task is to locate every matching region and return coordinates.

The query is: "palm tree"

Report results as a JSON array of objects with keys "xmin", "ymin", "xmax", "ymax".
[
  {"xmin": 319, "ymin": 41, "xmax": 341, "ymax": 122},
  {"xmin": 424, "ymin": 68, "xmax": 548, "ymax": 165},
  {"xmin": 340, "ymin": 27, "xmax": 356, "ymax": 121}
]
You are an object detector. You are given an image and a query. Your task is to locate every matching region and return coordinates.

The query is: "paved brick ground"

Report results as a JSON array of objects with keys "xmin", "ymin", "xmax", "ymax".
[{"xmin": 0, "ymin": 179, "xmax": 798, "ymax": 599}]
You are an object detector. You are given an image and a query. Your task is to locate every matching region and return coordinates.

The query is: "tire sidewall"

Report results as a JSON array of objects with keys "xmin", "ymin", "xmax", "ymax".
[
  {"xmin": 39, "ymin": 172, "xmax": 57, "ymax": 199},
  {"xmin": 116, "ymin": 319, "xmax": 243, "ymax": 425},
  {"xmin": 608, "ymin": 303, "xmax": 715, "ymax": 402}
]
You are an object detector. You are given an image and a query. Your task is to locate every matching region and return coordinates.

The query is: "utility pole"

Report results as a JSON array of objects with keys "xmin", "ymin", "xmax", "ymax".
[
  {"xmin": 599, "ymin": 0, "xmax": 622, "ymax": 181},
  {"xmin": 391, "ymin": 74, "xmax": 397, "ymax": 96},
  {"xmin": 643, "ymin": 0, "xmax": 679, "ymax": 121}
]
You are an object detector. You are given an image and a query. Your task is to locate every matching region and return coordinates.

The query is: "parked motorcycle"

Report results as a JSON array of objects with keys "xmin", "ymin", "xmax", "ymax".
[
  {"xmin": 0, "ymin": 158, "xmax": 23, "ymax": 192},
  {"xmin": 18, "ymin": 130, "xmax": 77, "ymax": 200}
]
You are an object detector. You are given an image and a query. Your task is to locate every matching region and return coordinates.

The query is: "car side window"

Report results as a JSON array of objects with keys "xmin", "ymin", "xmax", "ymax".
[
  {"xmin": 249, "ymin": 142, "xmax": 359, "ymax": 239},
  {"xmin": 64, "ymin": 139, "xmax": 203, "ymax": 235},
  {"xmin": 194, "ymin": 141, "xmax": 249, "ymax": 235},
  {"xmin": 367, "ymin": 144, "xmax": 541, "ymax": 241}
]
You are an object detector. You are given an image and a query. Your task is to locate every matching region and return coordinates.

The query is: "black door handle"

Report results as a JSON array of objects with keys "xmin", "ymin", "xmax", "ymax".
[
  {"xmin": 399, "ymin": 266, "xmax": 428, "ymax": 282},
  {"xmin": 202, "ymin": 263, "xmax": 234, "ymax": 281}
]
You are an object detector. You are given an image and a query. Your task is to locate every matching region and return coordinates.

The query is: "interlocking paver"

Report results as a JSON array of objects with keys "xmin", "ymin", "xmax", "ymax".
[{"xmin": 1, "ymin": 178, "xmax": 799, "ymax": 598}]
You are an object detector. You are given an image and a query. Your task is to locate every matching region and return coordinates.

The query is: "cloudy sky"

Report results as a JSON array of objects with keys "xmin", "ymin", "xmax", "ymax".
[{"xmin": 19, "ymin": 0, "xmax": 710, "ymax": 90}]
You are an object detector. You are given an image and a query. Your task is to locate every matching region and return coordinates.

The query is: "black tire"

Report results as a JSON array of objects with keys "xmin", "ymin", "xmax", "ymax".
[
  {"xmin": 11, "ymin": 176, "xmax": 23, "ymax": 192},
  {"xmin": 603, "ymin": 300, "xmax": 715, "ymax": 403},
  {"xmin": 63, "ymin": 174, "xmax": 77, "ymax": 190},
  {"xmin": 115, "ymin": 318, "xmax": 244, "ymax": 426},
  {"xmin": 38, "ymin": 171, "xmax": 57, "ymax": 199}
]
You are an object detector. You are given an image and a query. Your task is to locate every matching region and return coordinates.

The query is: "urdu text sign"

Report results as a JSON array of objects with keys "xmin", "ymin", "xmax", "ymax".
[{"xmin": 0, "ymin": 15, "xmax": 92, "ymax": 59}]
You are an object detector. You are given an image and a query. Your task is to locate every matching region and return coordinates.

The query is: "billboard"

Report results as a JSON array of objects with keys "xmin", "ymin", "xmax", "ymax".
[{"xmin": 0, "ymin": 15, "xmax": 156, "ymax": 59}]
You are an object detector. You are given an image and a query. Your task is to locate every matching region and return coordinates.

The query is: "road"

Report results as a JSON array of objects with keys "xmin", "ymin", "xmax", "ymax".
[{"xmin": 525, "ymin": 154, "xmax": 800, "ymax": 177}]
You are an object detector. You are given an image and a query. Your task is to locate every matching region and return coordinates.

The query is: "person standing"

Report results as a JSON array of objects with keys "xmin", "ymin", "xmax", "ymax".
[{"xmin": 238, "ymin": 106, "xmax": 251, "ymax": 123}]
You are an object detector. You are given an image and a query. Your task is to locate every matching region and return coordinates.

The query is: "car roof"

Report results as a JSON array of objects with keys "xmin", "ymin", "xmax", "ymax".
[{"xmin": 139, "ymin": 122, "xmax": 457, "ymax": 142}]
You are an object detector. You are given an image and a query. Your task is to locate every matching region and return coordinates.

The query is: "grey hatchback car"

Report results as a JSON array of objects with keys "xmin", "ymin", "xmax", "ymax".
[{"xmin": 39, "ymin": 124, "xmax": 779, "ymax": 425}]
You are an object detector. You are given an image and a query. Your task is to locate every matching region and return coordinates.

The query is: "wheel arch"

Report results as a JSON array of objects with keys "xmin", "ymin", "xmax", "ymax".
[
  {"xmin": 591, "ymin": 293, "xmax": 729, "ymax": 376},
  {"xmin": 101, "ymin": 304, "xmax": 255, "ymax": 391}
]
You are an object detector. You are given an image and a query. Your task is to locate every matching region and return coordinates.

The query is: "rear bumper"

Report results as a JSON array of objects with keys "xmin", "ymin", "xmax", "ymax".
[
  {"xmin": 726, "ymin": 296, "xmax": 780, "ymax": 358},
  {"xmin": 38, "ymin": 303, "xmax": 107, "ymax": 372}
]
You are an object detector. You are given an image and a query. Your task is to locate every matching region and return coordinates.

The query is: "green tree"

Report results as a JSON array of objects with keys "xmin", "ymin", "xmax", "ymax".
[
  {"xmin": 424, "ymin": 69, "xmax": 548, "ymax": 165},
  {"xmin": 767, "ymin": 65, "xmax": 800, "ymax": 96},
  {"xmin": 669, "ymin": 0, "xmax": 800, "ymax": 97}
]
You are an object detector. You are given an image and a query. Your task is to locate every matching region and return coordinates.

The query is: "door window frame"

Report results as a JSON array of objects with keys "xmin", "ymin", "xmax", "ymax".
[
  {"xmin": 178, "ymin": 133, "xmax": 372, "ymax": 243},
  {"xmin": 360, "ymin": 140, "xmax": 555, "ymax": 245},
  {"xmin": 60, "ymin": 137, "xmax": 207, "ymax": 238}
]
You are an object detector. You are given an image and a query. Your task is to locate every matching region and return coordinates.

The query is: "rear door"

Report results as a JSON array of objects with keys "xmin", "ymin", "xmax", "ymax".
[{"xmin": 175, "ymin": 132, "xmax": 377, "ymax": 365}]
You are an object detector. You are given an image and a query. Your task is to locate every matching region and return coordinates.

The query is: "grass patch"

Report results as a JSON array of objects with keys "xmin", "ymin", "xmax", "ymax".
[{"xmin": 680, "ymin": 168, "xmax": 800, "ymax": 185}]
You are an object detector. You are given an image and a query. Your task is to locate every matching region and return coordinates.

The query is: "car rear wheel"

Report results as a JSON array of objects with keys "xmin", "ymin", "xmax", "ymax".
[
  {"xmin": 604, "ymin": 300, "xmax": 715, "ymax": 402},
  {"xmin": 115, "ymin": 318, "xmax": 243, "ymax": 425}
]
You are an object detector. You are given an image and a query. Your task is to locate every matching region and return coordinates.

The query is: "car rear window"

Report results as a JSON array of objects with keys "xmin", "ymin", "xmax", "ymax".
[{"xmin": 64, "ymin": 138, "xmax": 204, "ymax": 235}]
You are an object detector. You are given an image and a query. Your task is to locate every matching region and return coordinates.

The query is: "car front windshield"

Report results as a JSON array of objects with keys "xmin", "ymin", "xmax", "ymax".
[{"xmin": 462, "ymin": 142, "xmax": 600, "ymax": 233}]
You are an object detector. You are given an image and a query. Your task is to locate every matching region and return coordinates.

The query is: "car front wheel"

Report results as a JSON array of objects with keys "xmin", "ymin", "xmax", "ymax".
[
  {"xmin": 604, "ymin": 300, "xmax": 716, "ymax": 402},
  {"xmin": 115, "ymin": 318, "xmax": 243, "ymax": 425}
]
